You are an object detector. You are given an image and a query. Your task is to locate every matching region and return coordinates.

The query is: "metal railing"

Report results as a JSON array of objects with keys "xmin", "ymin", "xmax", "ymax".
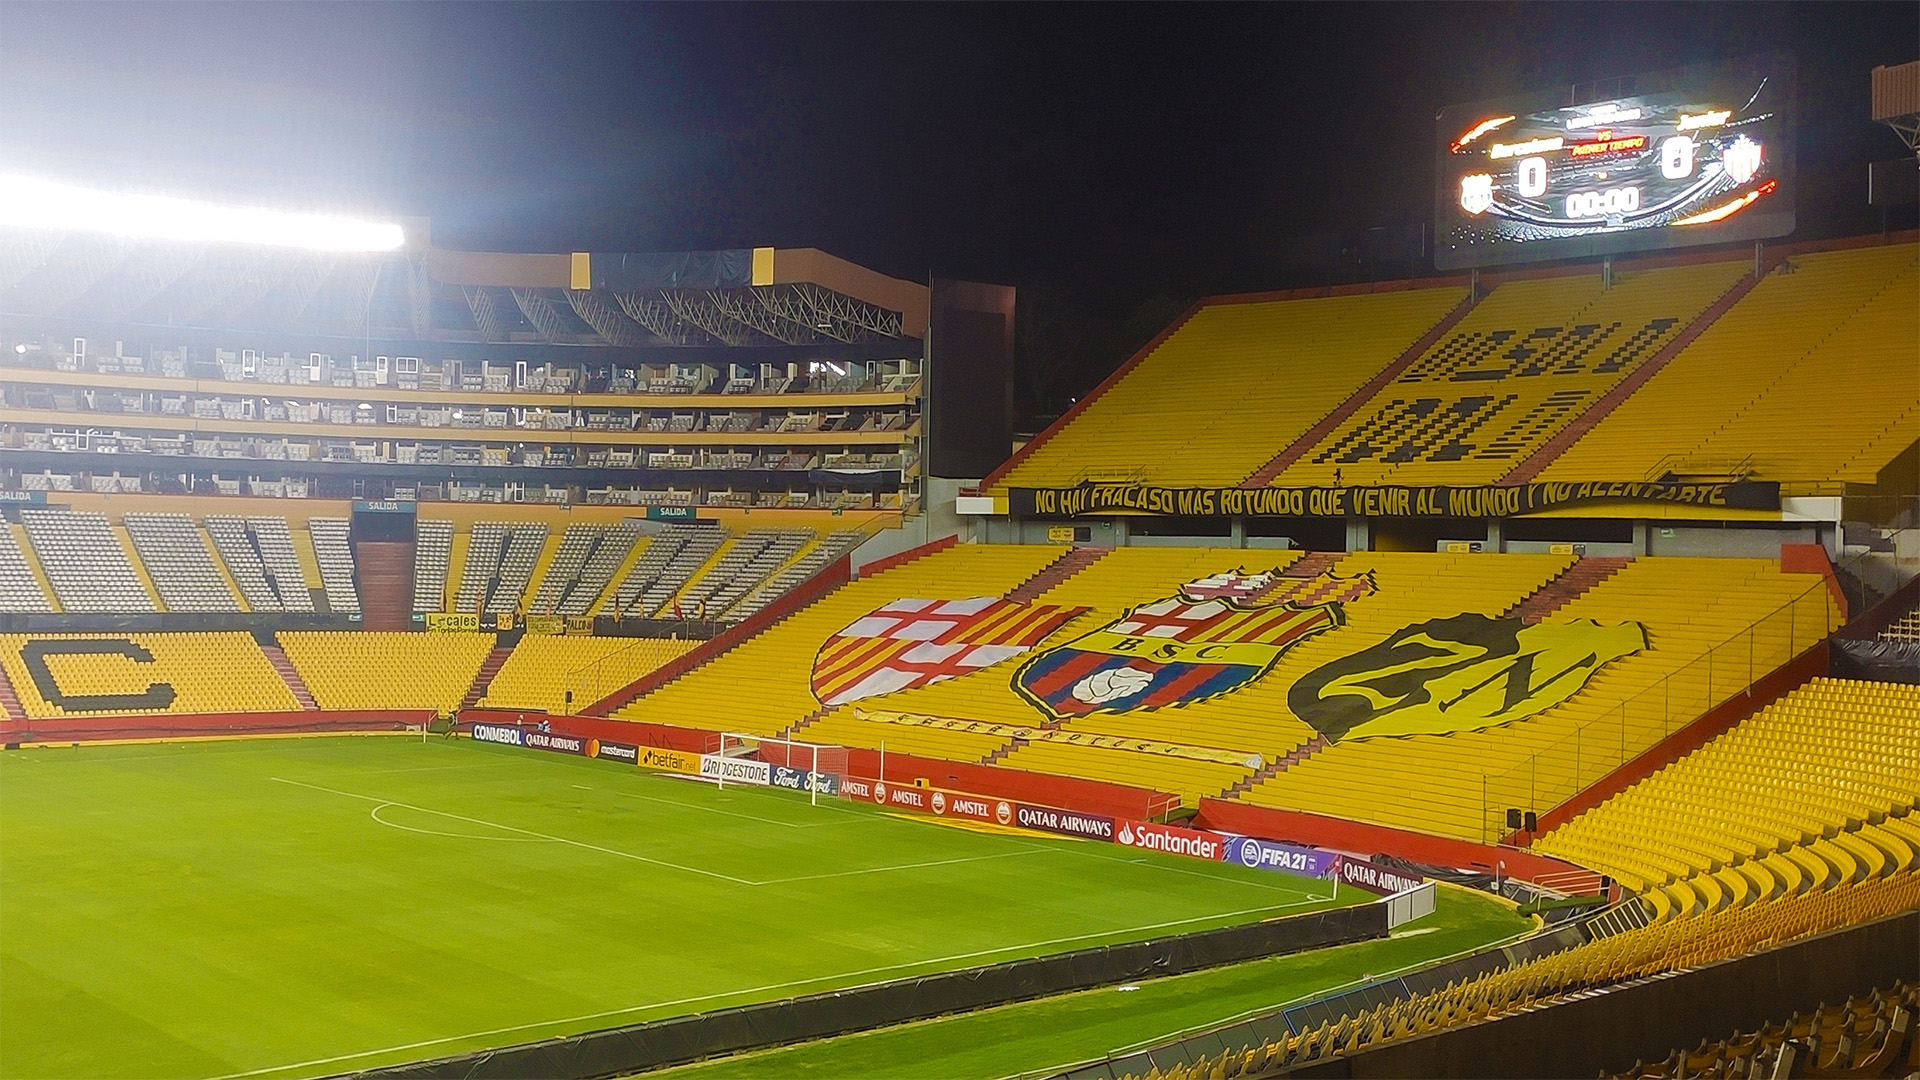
[{"xmin": 1478, "ymin": 577, "xmax": 1836, "ymax": 841}]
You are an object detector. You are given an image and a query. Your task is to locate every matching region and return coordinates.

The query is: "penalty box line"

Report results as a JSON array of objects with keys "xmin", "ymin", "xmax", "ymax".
[
  {"xmin": 207, "ymin": 895, "xmax": 1324, "ymax": 1080},
  {"xmin": 271, "ymin": 777, "xmax": 1047, "ymax": 887}
]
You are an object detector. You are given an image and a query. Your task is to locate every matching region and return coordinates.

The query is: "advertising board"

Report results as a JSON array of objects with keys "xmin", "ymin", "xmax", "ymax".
[
  {"xmin": 469, "ymin": 723, "xmax": 524, "ymax": 747},
  {"xmin": 769, "ymin": 765, "xmax": 841, "ymax": 796},
  {"xmin": 1114, "ymin": 820, "xmax": 1230, "ymax": 861},
  {"xmin": 699, "ymin": 755, "xmax": 772, "ymax": 786},
  {"xmin": 1226, "ymin": 836, "xmax": 1339, "ymax": 878},
  {"xmin": 1014, "ymin": 804, "xmax": 1115, "ymax": 841},
  {"xmin": 525, "ymin": 730, "xmax": 587, "ymax": 755},
  {"xmin": 588, "ymin": 740, "xmax": 640, "ymax": 764},
  {"xmin": 637, "ymin": 746, "xmax": 702, "ymax": 774},
  {"xmin": 1329, "ymin": 855, "xmax": 1427, "ymax": 896}
]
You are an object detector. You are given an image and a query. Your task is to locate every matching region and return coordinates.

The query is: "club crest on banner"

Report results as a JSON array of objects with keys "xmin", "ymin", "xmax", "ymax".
[
  {"xmin": 1013, "ymin": 569, "xmax": 1375, "ymax": 719},
  {"xmin": 1288, "ymin": 612, "xmax": 1647, "ymax": 741},
  {"xmin": 810, "ymin": 597, "xmax": 1088, "ymax": 706}
]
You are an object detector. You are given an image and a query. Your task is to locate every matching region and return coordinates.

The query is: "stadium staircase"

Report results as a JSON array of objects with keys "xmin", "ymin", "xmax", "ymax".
[
  {"xmin": 1499, "ymin": 266, "xmax": 1768, "ymax": 483},
  {"xmin": 1239, "ymin": 291, "xmax": 1478, "ymax": 487},
  {"xmin": 255, "ymin": 635, "xmax": 318, "ymax": 710},
  {"xmin": 1006, "ymin": 546, "xmax": 1108, "ymax": 603},
  {"xmin": 1275, "ymin": 550, "xmax": 1342, "ymax": 580},
  {"xmin": 353, "ymin": 540, "xmax": 413, "ymax": 631},
  {"xmin": 460, "ymin": 646, "xmax": 514, "ymax": 710},
  {"xmin": 1503, "ymin": 556, "xmax": 1633, "ymax": 623},
  {"xmin": 1216, "ymin": 735, "xmax": 1328, "ymax": 798},
  {"xmin": 0, "ymin": 663, "xmax": 22, "ymax": 720}
]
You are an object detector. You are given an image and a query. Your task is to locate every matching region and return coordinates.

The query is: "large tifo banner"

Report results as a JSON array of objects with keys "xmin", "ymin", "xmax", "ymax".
[{"xmin": 1009, "ymin": 480, "xmax": 1781, "ymax": 519}]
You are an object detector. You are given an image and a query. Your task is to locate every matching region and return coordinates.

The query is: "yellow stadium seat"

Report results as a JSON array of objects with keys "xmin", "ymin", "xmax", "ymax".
[{"xmin": 278, "ymin": 631, "xmax": 493, "ymax": 713}]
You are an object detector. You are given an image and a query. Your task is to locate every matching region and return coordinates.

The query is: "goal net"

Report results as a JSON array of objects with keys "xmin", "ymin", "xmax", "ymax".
[{"xmin": 713, "ymin": 733, "xmax": 850, "ymax": 805}]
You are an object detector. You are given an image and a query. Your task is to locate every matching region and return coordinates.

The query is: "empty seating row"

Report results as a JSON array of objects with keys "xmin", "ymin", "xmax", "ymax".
[
  {"xmin": 204, "ymin": 516, "xmax": 313, "ymax": 612},
  {"xmin": 1543, "ymin": 243, "xmax": 1920, "ymax": 483},
  {"xmin": 479, "ymin": 634, "xmax": 698, "ymax": 713},
  {"xmin": 20, "ymin": 508, "xmax": 156, "ymax": 612},
  {"xmin": 276, "ymin": 631, "xmax": 491, "ymax": 713},
  {"xmin": 307, "ymin": 517, "xmax": 360, "ymax": 614},
  {"xmin": 124, "ymin": 513, "xmax": 241, "ymax": 612},
  {"xmin": 411, "ymin": 519, "xmax": 453, "ymax": 613},
  {"xmin": 728, "ymin": 530, "xmax": 863, "ymax": 620},
  {"xmin": 1130, "ymin": 867, "xmax": 1920, "ymax": 1079},
  {"xmin": 0, "ymin": 632, "xmax": 295, "ymax": 716},
  {"xmin": 1537, "ymin": 678, "xmax": 1920, "ymax": 911},
  {"xmin": 0, "ymin": 527, "xmax": 53, "ymax": 612},
  {"xmin": 453, "ymin": 521, "xmax": 548, "ymax": 615}
]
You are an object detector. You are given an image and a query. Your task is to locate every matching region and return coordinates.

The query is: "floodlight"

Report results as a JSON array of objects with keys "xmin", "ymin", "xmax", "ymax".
[{"xmin": 0, "ymin": 174, "xmax": 405, "ymax": 252}]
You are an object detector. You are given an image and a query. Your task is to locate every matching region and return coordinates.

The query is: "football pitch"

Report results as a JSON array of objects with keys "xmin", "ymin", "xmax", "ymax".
[{"xmin": 2, "ymin": 735, "xmax": 1360, "ymax": 1080}]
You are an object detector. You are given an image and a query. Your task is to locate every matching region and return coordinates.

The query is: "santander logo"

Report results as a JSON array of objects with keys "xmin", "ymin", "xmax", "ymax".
[{"xmin": 1117, "ymin": 823, "xmax": 1135, "ymax": 845}]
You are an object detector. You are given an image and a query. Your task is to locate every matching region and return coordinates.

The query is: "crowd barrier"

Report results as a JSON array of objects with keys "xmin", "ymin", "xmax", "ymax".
[
  {"xmin": 338, "ymin": 902, "xmax": 1388, "ymax": 1080},
  {"xmin": 1, "ymin": 709, "xmax": 435, "ymax": 745},
  {"xmin": 1283, "ymin": 911, "xmax": 1919, "ymax": 1078},
  {"xmin": 1197, "ymin": 799, "xmax": 1594, "ymax": 890}
]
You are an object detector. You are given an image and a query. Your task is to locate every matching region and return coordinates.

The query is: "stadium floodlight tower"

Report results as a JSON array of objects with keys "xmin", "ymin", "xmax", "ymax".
[{"xmin": 0, "ymin": 174, "xmax": 406, "ymax": 251}]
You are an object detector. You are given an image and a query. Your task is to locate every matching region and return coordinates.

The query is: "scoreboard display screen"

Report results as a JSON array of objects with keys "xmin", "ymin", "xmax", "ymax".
[{"xmin": 1434, "ymin": 54, "xmax": 1794, "ymax": 269}]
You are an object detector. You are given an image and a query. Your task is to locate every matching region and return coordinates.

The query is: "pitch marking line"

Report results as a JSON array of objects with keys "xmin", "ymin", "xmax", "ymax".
[
  {"xmin": 368, "ymin": 803, "xmax": 551, "ymax": 843},
  {"xmin": 270, "ymin": 777, "xmax": 757, "ymax": 885},
  {"xmin": 206, "ymin": 897, "xmax": 1325, "ymax": 1080},
  {"xmin": 277, "ymin": 777, "xmax": 1050, "ymax": 888}
]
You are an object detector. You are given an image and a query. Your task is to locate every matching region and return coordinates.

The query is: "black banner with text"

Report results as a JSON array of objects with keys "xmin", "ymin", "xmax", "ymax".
[{"xmin": 1009, "ymin": 481, "xmax": 1780, "ymax": 519}]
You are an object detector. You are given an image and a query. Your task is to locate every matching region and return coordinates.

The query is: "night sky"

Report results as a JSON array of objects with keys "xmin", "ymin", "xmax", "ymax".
[{"xmin": 2, "ymin": 2, "xmax": 1914, "ymax": 423}]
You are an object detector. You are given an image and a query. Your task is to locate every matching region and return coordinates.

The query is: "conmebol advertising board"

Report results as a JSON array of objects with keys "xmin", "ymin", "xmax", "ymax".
[{"xmin": 469, "ymin": 723, "xmax": 524, "ymax": 747}]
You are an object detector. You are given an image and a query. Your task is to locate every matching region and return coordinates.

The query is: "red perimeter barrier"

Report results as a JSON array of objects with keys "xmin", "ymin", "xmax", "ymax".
[
  {"xmin": 1195, "ymin": 799, "xmax": 1592, "ymax": 887},
  {"xmin": 1, "ymin": 709, "xmax": 436, "ymax": 745},
  {"xmin": 809, "ymin": 745, "xmax": 1176, "ymax": 822}
]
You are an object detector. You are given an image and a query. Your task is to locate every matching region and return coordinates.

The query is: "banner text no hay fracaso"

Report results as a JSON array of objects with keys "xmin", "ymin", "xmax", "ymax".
[{"xmin": 1009, "ymin": 481, "xmax": 1780, "ymax": 519}]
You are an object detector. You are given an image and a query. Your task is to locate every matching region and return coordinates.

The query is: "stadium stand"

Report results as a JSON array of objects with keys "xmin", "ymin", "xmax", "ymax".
[
  {"xmin": 987, "ymin": 286, "xmax": 1469, "ymax": 492},
  {"xmin": 306, "ymin": 517, "xmax": 360, "ymax": 615},
  {"xmin": 615, "ymin": 544, "xmax": 1066, "ymax": 735},
  {"xmin": 277, "ymin": 631, "xmax": 492, "ymax": 713},
  {"xmin": 20, "ymin": 508, "xmax": 157, "ymax": 612},
  {"xmin": 0, "ymin": 632, "xmax": 296, "ymax": 716},
  {"xmin": 1606, "ymin": 980, "xmax": 1919, "ymax": 1079},
  {"xmin": 1535, "ymin": 678, "xmax": 1920, "ymax": 917},
  {"xmin": 121, "ymin": 514, "xmax": 242, "ymax": 612},
  {"xmin": 1539, "ymin": 243, "xmax": 1920, "ymax": 484},
  {"xmin": 411, "ymin": 519, "xmax": 452, "ymax": 613},
  {"xmin": 1240, "ymin": 557, "xmax": 1840, "ymax": 840},
  {"xmin": 205, "ymin": 516, "xmax": 314, "ymax": 612},
  {"xmin": 1127, "ymin": 870, "xmax": 1919, "ymax": 1078},
  {"xmin": 0, "ymin": 526, "xmax": 54, "ymax": 612},
  {"xmin": 728, "ymin": 529, "xmax": 863, "ymax": 620},
  {"xmin": 453, "ymin": 521, "xmax": 548, "ymax": 615},
  {"xmin": 478, "ymin": 635, "xmax": 697, "ymax": 713},
  {"xmin": 608, "ymin": 523, "xmax": 727, "ymax": 618},
  {"xmin": 528, "ymin": 523, "xmax": 638, "ymax": 615},
  {"xmin": 1269, "ymin": 260, "xmax": 1752, "ymax": 487},
  {"xmin": 678, "ymin": 529, "xmax": 812, "ymax": 617}
]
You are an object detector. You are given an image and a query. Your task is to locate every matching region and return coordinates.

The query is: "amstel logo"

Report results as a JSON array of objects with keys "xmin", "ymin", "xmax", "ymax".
[{"xmin": 1288, "ymin": 613, "xmax": 1647, "ymax": 741}]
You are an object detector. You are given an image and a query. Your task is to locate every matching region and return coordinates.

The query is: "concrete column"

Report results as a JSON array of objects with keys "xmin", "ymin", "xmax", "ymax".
[
  {"xmin": 1345, "ymin": 515, "xmax": 1369, "ymax": 552},
  {"xmin": 1631, "ymin": 520, "xmax": 1649, "ymax": 556},
  {"xmin": 1230, "ymin": 517, "xmax": 1247, "ymax": 548},
  {"xmin": 1486, "ymin": 519, "xmax": 1504, "ymax": 553}
]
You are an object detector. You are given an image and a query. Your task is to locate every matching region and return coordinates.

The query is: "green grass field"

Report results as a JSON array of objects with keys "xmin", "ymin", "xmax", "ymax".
[
  {"xmin": 2, "ymin": 735, "xmax": 1366, "ymax": 1080},
  {"xmin": 651, "ymin": 884, "xmax": 1528, "ymax": 1079}
]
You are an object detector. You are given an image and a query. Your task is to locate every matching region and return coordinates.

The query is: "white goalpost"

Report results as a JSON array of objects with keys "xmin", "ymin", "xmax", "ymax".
[{"xmin": 712, "ymin": 732, "xmax": 851, "ymax": 806}]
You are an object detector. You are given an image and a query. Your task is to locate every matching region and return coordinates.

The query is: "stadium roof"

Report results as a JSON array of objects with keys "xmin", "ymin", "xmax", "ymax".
[{"xmin": 0, "ymin": 223, "xmax": 928, "ymax": 350}]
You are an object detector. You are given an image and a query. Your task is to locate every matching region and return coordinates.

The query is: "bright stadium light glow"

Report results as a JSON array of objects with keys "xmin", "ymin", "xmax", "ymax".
[{"xmin": 0, "ymin": 175, "xmax": 405, "ymax": 252}]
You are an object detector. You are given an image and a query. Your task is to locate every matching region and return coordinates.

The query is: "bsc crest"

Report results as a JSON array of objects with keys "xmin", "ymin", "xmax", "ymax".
[{"xmin": 1013, "ymin": 568, "xmax": 1375, "ymax": 719}]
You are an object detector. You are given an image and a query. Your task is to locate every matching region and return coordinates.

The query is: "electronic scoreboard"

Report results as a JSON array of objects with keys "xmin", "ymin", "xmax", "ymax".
[{"xmin": 1434, "ymin": 53, "xmax": 1794, "ymax": 269}]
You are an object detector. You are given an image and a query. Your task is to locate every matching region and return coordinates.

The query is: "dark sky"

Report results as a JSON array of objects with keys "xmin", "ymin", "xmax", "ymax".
[{"xmin": 2, "ymin": 2, "xmax": 1915, "ymax": 419}]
